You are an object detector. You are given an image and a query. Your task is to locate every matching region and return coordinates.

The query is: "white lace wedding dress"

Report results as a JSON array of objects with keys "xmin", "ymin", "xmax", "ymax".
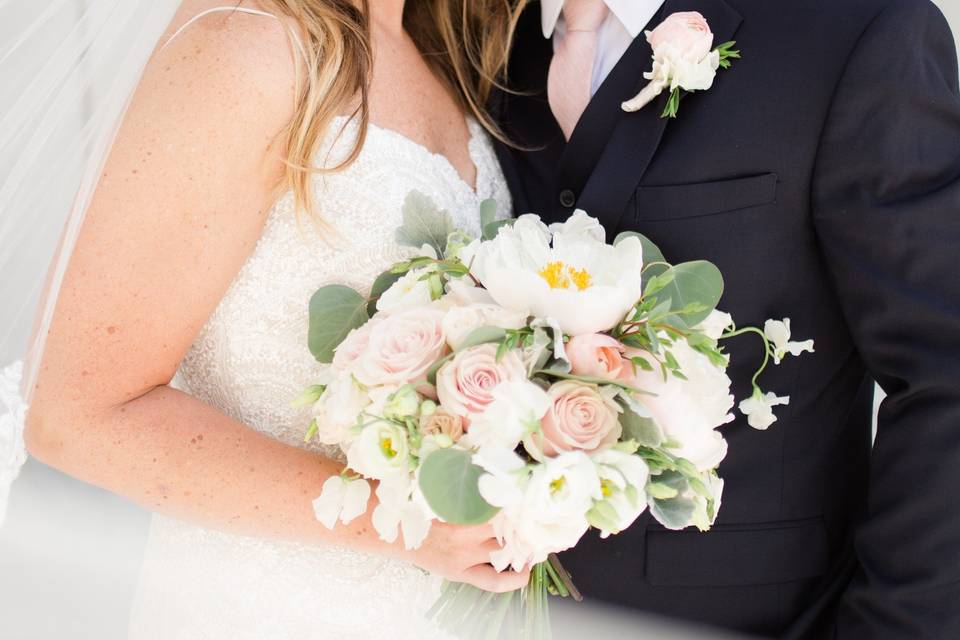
[{"xmin": 126, "ymin": 114, "xmax": 510, "ymax": 639}]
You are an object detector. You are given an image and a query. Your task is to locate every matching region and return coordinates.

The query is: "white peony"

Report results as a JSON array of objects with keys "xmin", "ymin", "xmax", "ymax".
[
  {"xmin": 739, "ymin": 390, "xmax": 790, "ymax": 430},
  {"xmin": 589, "ymin": 449, "xmax": 650, "ymax": 539},
  {"xmin": 376, "ymin": 268, "xmax": 434, "ymax": 314},
  {"xmin": 764, "ymin": 318, "xmax": 815, "ymax": 365},
  {"xmin": 312, "ymin": 475, "xmax": 371, "ymax": 529},
  {"xmin": 470, "ymin": 211, "xmax": 645, "ymax": 336},
  {"xmin": 441, "ymin": 303, "xmax": 528, "ymax": 350},
  {"xmin": 346, "ymin": 420, "xmax": 410, "ymax": 480},
  {"xmin": 630, "ymin": 337, "xmax": 734, "ymax": 471}
]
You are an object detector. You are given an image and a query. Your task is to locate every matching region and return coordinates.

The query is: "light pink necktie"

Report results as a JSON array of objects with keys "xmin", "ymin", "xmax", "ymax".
[{"xmin": 547, "ymin": 0, "xmax": 609, "ymax": 140}]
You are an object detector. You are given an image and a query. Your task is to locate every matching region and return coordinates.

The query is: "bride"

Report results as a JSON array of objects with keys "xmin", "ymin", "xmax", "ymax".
[{"xmin": 15, "ymin": 0, "xmax": 529, "ymax": 637}]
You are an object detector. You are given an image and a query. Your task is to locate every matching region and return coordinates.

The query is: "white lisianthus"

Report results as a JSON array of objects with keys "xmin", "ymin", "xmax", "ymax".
[
  {"xmin": 441, "ymin": 303, "xmax": 528, "ymax": 350},
  {"xmin": 370, "ymin": 478, "xmax": 433, "ymax": 550},
  {"xmin": 346, "ymin": 421, "xmax": 410, "ymax": 480},
  {"xmin": 486, "ymin": 452, "xmax": 601, "ymax": 571},
  {"xmin": 376, "ymin": 268, "xmax": 434, "ymax": 314},
  {"xmin": 764, "ymin": 319, "xmax": 815, "ymax": 365},
  {"xmin": 696, "ymin": 309, "xmax": 735, "ymax": 341},
  {"xmin": 629, "ymin": 337, "xmax": 734, "ymax": 471},
  {"xmin": 312, "ymin": 374, "xmax": 369, "ymax": 445},
  {"xmin": 470, "ymin": 211, "xmax": 644, "ymax": 336},
  {"xmin": 312, "ymin": 475, "xmax": 371, "ymax": 529},
  {"xmin": 589, "ymin": 449, "xmax": 650, "ymax": 539},
  {"xmin": 738, "ymin": 390, "xmax": 790, "ymax": 430}
]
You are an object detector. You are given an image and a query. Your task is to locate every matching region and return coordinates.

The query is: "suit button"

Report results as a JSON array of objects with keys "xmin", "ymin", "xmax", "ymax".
[{"xmin": 559, "ymin": 189, "xmax": 576, "ymax": 208}]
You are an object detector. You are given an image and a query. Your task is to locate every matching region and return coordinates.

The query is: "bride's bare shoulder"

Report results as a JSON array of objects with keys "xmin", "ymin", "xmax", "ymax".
[{"xmin": 151, "ymin": 0, "xmax": 299, "ymax": 118}]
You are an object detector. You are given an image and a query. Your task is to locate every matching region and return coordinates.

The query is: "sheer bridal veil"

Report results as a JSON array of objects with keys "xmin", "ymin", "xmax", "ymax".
[{"xmin": 0, "ymin": 1, "xmax": 260, "ymax": 524}]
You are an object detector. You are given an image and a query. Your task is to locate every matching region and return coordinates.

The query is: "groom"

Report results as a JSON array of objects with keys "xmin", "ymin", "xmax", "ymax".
[{"xmin": 493, "ymin": 0, "xmax": 960, "ymax": 638}]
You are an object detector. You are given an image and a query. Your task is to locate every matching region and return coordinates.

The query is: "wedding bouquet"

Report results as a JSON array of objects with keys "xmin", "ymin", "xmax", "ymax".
[{"xmin": 297, "ymin": 193, "xmax": 813, "ymax": 639}]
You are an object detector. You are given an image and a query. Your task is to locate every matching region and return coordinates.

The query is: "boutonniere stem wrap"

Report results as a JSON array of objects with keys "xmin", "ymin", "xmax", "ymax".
[{"xmin": 622, "ymin": 11, "xmax": 740, "ymax": 119}]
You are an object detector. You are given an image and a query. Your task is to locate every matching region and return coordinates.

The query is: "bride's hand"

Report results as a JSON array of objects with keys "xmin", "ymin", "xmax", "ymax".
[{"xmin": 405, "ymin": 521, "xmax": 531, "ymax": 593}]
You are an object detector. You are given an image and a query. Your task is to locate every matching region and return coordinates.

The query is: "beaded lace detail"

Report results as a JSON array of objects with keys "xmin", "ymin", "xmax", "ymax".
[{"xmin": 127, "ymin": 116, "xmax": 510, "ymax": 639}]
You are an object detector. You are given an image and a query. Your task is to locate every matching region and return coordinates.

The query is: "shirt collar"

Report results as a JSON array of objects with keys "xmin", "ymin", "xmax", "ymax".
[{"xmin": 540, "ymin": 0, "xmax": 660, "ymax": 39}]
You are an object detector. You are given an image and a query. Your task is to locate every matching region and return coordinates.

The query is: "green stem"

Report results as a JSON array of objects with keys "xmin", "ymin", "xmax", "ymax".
[{"xmin": 719, "ymin": 326, "xmax": 772, "ymax": 389}]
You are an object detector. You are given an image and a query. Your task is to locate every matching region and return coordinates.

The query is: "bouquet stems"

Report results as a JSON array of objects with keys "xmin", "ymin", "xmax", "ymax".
[{"xmin": 428, "ymin": 556, "xmax": 579, "ymax": 640}]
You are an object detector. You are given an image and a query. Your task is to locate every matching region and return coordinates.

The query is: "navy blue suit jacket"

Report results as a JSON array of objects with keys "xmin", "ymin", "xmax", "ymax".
[{"xmin": 492, "ymin": 0, "xmax": 960, "ymax": 637}]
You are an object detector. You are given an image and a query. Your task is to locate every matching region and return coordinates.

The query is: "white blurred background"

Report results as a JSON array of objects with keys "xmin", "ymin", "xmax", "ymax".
[{"xmin": 1, "ymin": 2, "xmax": 958, "ymax": 639}]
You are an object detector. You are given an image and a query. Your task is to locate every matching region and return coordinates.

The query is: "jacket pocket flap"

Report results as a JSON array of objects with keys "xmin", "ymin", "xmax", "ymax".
[
  {"xmin": 636, "ymin": 173, "xmax": 778, "ymax": 221},
  {"xmin": 645, "ymin": 517, "xmax": 829, "ymax": 587}
]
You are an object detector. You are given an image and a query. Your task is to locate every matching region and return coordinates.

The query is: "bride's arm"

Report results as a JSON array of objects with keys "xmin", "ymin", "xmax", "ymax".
[{"xmin": 23, "ymin": 8, "xmax": 526, "ymax": 594}]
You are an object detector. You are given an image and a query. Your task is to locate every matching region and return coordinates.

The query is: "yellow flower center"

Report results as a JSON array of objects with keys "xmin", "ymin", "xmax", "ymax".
[
  {"xmin": 600, "ymin": 479, "xmax": 614, "ymax": 498},
  {"xmin": 539, "ymin": 261, "xmax": 592, "ymax": 291},
  {"xmin": 549, "ymin": 475, "xmax": 567, "ymax": 495},
  {"xmin": 380, "ymin": 437, "xmax": 397, "ymax": 459}
]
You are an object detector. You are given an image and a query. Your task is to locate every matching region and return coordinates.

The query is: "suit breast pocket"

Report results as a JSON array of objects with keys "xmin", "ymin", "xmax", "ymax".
[{"xmin": 635, "ymin": 173, "xmax": 779, "ymax": 222}]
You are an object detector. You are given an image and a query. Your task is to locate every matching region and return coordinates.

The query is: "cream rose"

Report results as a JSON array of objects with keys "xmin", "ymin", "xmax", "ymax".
[
  {"xmin": 354, "ymin": 308, "xmax": 447, "ymax": 386},
  {"xmin": 435, "ymin": 343, "xmax": 526, "ymax": 417},
  {"xmin": 539, "ymin": 381, "xmax": 622, "ymax": 457},
  {"xmin": 441, "ymin": 303, "xmax": 528, "ymax": 351},
  {"xmin": 566, "ymin": 333, "xmax": 633, "ymax": 383}
]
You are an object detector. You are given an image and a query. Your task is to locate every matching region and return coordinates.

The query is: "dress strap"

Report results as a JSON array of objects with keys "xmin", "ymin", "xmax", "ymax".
[{"xmin": 160, "ymin": 6, "xmax": 307, "ymax": 70}]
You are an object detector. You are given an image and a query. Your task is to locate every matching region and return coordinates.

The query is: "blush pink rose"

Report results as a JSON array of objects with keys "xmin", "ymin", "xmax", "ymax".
[
  {"xmin": 332, "ymin": 317, "xmax": 381, "ymax": 371},
  {"xmin": 354, "ymin": 308, "xmax": 448, "ymax": 386},
  {"xmin": 566, "ymin": 333, "xmax": 634, "ymax": 383},
  {"xmin": 647, "ymin": 11, "xmax": 713, "ymax": 61},
  {"xmin": 436, "ymin": 343, "xmax": 526, "ymax": 418},
  {"xmin": 539, "ymin": 381, "xmax": 622, "ymax": 457}
]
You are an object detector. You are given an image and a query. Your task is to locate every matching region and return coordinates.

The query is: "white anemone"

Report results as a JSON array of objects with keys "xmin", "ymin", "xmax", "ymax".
[{"xmin": 470, "ymin": 211, "xmax": 645, "ymax": 336}]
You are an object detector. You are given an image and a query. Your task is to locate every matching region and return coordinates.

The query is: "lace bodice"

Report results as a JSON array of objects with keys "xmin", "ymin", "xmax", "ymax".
[
  {"xmin": 128, "ymin": 116, "xmax": 511, "ymax": 639},
  {"xmin": 172, "ymin": 115, "xmax": 508, "ymax": 459}
]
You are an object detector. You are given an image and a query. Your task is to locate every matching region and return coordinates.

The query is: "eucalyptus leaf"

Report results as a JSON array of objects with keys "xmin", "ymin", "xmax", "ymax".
[
  {"xmin": 395, "ymin": 191, "xmax": 455, "ymax": 257},
  {"xmin": 620, "ymin": 405, "xmax": 665, "ymax": 447},
  {"xmin": 419, "ymin": 448, "xmax": 499, "ymax": 525},
  {"xmin": 657, "ymin": 261, "xmax": 724, "ymax": 328},
  {"xmin": 457, "ymin": 326, "xmax": 508, "ymax": 351},
  {"xmin": 616, "ymin": 231, "xmax": 668, "ymax": 287},
  {"xmin": 482, "ymin": 218, "xmax": 514, "ymax": 241},
  {"xmin": 308, "ymin": 285, "xmax": 369, "ymax": 363},
  {"xmin": 649, "ymin": 495, "xmax": 697, "ymax": 530},
  {"xmin": 479, "ymin": 198, "xmax": 499, "ymax": 231},
  {"xmin": 366, "ymin": 270, "xmax": 404, "ymax": 316}
]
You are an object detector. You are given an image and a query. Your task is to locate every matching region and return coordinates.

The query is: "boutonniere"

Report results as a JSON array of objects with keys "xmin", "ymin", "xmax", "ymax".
[{"xmin": 622, "ymin": 11, "xmax": 740, "ymax": 119}]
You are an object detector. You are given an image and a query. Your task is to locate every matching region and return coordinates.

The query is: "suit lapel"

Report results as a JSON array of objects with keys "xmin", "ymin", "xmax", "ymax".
[{"xmin": 575, "ymin": 0, "xmax": 743, "ymax": 240}]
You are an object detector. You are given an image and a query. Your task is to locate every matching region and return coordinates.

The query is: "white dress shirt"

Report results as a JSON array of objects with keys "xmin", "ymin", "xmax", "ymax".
[{"xmin": 541, "ymin": 0, "xmax": 665, "ymax": 95}]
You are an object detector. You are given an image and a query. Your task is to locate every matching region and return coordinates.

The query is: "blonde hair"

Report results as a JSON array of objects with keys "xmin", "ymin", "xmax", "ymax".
[{"xmin": 255, "ymin": 0, "xmax": 528, "ymax": 222}]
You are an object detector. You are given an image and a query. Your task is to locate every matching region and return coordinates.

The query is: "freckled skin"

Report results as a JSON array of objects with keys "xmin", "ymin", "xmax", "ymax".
[{"xmin": 22, "ymin": 0, "xmax": 527, "ymax": 593}]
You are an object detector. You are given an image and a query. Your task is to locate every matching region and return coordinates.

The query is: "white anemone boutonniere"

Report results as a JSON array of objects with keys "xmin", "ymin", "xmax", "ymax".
[{"xmin": 622, "ymin": 11, "xmax": 740, "ymax": 119}]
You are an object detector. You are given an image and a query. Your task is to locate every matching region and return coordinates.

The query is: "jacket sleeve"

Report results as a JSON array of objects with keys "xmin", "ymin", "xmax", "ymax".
[{"xmin": 810, "ymin": 1, "xmax": 960, "ymax": 637}]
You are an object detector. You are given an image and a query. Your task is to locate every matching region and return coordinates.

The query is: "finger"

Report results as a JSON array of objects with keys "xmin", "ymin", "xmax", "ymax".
[{"xmin": 460, "ymin": 564, "xmax": 531, "ymax": 593}]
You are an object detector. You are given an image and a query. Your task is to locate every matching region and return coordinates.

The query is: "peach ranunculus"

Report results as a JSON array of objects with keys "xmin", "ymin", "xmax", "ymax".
[
  {"xmin": 436, "ymin": 343, "xmax": 527, "ymax": 418},
  {"xmin": 354, "ymin": 308, "xmax": 447, "ymax": 386},
  {"xmin": 565, "ymin": 333, "xmax": 635, "ymax": 383},
  {"xmin": 419, "ymin": 407, "xmax": 465, "ymax": 443},
  {"xmin": 647, "ymin": 11, "xmax": 713, "ymax": 61},
  {"xmin": 539, "ymin": 381, "xmax": 622, "ymax": 457}
]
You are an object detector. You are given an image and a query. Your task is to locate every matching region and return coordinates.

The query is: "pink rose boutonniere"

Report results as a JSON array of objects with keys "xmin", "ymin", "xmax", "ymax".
[{"xmin": 622, "ymin": 11, "xmax": 740, "ymax": 119}]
